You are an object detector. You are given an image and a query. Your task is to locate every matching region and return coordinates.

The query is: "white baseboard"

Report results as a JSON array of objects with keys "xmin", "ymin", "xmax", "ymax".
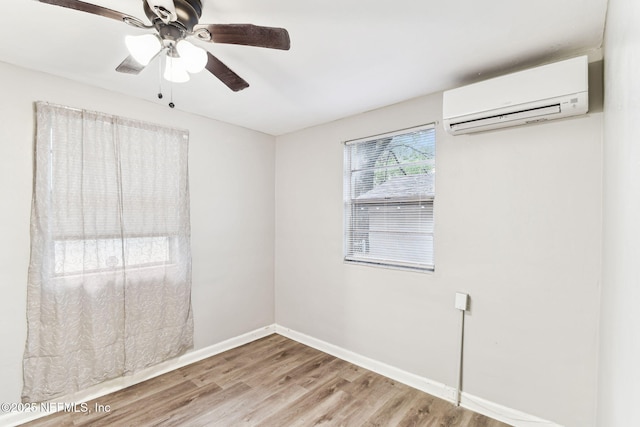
[
  {"xmin": 3, "ymin": 323, "xmax": 561, "ymax": 427},
  {"xmin": 275, "ymin": 325, "xmax": 562, "ymax": 427},
  {"xmin": 0, "ymin": 324, "xmax": 276, "ymax": 427},
  {"xmin": 274, "ymin": 325, "xmax": 458, "ymax": 403},
  {"xmin": 460, "ymin": 393, "xmax": 563, "ymax": 427}
]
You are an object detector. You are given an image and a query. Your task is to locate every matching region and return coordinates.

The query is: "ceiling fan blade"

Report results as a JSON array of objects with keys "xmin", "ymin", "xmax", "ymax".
[
  {"xmin": 35, "ymin": 0, "xmax": 143, "ymax": 25},
  {"xmin": 115, "ymin": 56, "xmax": 147, "ymax": 75},
  {"xmin": 197, "ymin": 24, "xmax": 291, "ymax": 50},
  {"xmin": 205, "ymin": 52, "xmax": 249, "ymax": 92}
]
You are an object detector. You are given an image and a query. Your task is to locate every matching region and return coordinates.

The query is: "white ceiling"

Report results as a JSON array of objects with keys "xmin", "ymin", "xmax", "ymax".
[{"xmin": 0, "ymin": 0, "xmax": 608, "ymax": 135}]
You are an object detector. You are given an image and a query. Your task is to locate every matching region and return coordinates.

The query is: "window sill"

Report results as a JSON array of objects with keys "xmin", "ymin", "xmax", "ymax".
[{"xmin": 343, "ymin": 258, "xmax": 435, "ymax": 274}]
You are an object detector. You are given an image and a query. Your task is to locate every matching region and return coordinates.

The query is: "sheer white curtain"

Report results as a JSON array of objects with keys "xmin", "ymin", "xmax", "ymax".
[{"xmin": 23, "ymin": 103, "xmax": 193, "ymax": 402}]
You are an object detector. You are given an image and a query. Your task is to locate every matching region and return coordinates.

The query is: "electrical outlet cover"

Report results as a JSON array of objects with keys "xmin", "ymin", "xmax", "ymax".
[{"xmin": 455, "ymin": 293, "xmax": 469, "ymax": 311}]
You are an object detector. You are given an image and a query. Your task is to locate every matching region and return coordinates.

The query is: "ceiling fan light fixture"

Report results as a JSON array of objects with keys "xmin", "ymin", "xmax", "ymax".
[
  {"xmin": 176, "ymin": 40, "xmax": 208, "ymax": 73},
  {"xmin": 125, "ymin": 34, "xmax": 162, "ymax": 66},
  {"xmin": 164, "ymin": 55, "xmax": 190, "ymax": 83}
]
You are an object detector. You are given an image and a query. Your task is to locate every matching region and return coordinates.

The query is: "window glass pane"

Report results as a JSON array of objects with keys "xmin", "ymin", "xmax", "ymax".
[
  {"xmin": 344, "ymin": 125, "xmax": 435, "ymax": 270},
  {"xmin": 54, "ymin": 236, "xmax": 174, "ymax": 276}
]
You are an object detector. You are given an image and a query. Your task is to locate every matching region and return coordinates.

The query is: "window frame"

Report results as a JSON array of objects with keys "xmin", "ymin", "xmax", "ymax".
[{"xmin": 343, "ymin": 123, "xmax": 436, "ymax": 272}]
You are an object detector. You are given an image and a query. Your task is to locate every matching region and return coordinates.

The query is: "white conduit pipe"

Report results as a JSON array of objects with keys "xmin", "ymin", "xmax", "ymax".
[{"xmin": 454, "ymin": 292, "xmax": 469, "ymax": 406}]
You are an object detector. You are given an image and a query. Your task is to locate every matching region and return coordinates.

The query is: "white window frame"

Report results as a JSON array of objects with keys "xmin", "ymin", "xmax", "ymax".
[{"xmin": 343, "ymin": 123, "xmax": 436, "ymax": 271}]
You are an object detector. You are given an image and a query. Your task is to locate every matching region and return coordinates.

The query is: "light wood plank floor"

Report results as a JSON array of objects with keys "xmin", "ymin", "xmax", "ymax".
[{"xmin": 21, "ymin": 334, "xmax": 511, "ymax": 427}]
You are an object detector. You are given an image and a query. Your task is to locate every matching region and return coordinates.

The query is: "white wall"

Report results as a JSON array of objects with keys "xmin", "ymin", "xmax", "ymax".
[
  {"xmin": 0, "ymin": 61, "xmax": 275, "ymax": 405},
  {"xmin": 275, "ymin": 73, "xmax": 603, "ymax": 426},
  {"xmin": 598, "ymin": 0, "xmax": 640, "ymax": 425}
]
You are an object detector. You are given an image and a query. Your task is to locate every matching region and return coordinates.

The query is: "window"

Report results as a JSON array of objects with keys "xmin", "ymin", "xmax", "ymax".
[
  {"xmin": 53, "ymin": 236, "xmax": 176, "ymax": 276},
  {"xmin": 343, "ymin": 124, "xmax": 435, "ymax": 271},
  {"xmin": 45, "ymin": 113, "xmax": 189, "ymax": 278},
  {"xmin": 23, "ymin": 103, "xmax": 193, "ymax": 402}
]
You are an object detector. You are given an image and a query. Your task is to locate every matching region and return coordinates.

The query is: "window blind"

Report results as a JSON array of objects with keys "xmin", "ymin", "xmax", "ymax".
[
  {"xmin": 50, "ymin": 112, "xmax": 188, "ymax": 240},
  {"xmin": 45, "ymin": 110, "xmax": 189, "ymax": 275},
  {"xmin": 344, "ymin": 124, "xmax": 435, "ymax": 271}
]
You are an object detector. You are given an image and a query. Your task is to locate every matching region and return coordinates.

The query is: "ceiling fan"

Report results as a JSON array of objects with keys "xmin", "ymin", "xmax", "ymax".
[{"xmin": 36, "ymin": 0, "xmax": 291, "ymax": 92}]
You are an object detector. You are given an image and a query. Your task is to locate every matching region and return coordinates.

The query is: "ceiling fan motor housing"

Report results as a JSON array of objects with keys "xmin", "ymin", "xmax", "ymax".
[{"xmin": 143, "ymin": 0, "xmax": 203, "ymax": 33}]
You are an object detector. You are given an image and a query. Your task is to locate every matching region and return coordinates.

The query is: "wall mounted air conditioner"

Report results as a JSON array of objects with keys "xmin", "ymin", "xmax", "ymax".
[{"xmin": 443, "ymin": 55, "xmax": 588, "ymax": 135}]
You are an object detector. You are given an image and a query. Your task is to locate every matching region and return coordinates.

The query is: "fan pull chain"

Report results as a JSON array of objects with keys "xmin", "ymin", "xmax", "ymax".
[
  {"xmin": 156, "ymin": 52, "xmax": 175, "ymax": 108},
  {"xmin": 169, "ymin": 79, "xmax": 175, "ymax": 108},
  {"xmin": 157, "ymin": 54, "xmax": 163, "ymax": 100},
  {"xmin": 167, "ymin": 52, "xmax": 175, "ymax": 108}
]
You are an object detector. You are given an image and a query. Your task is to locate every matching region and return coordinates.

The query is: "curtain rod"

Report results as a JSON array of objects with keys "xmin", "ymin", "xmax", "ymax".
[{"xmin": 35, "ymin": 101, "xmax": 189, "ymax": 136}]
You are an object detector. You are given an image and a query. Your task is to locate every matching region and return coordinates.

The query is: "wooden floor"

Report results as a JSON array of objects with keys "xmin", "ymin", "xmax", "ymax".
[{"xmin": 22, "ymin": 334, "xmax": 510, "ymax": 427}]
